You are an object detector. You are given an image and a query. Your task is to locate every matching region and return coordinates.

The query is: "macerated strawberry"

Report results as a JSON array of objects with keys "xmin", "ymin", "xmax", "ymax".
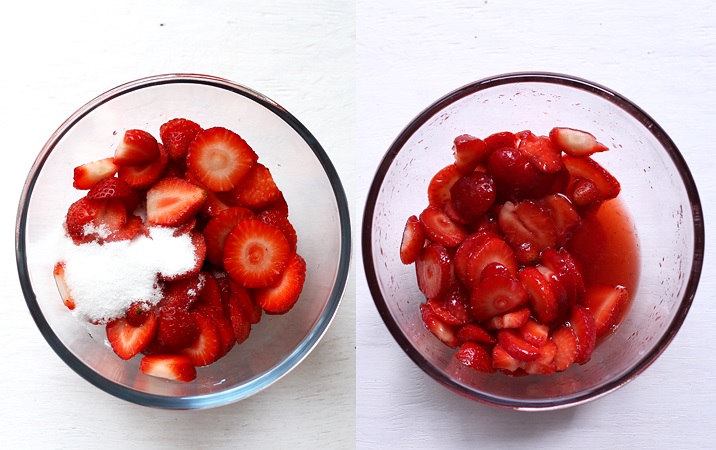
[
  {"xmin": 223, "ymin": 162, "xmax": 281, "ymax": 210},
  {"xmin": 441, "ymin": 198, "xmax": 470, "ymax": 225},
  {"xmin": 443, "ymin": 281, "xmax": 473, "ymax": 325},
  {"xmin": 420, "ymin": 302, "xmax": 459, "ymax": 348},
  {"xmin": 257, "ymin": 209, "xmax": 298, "ymax": 253},
  {"xmin": 470, "ymin": 273, "xmax": 528, "ymax": 322},
  {"xmin": 53, "ymin": 262, "xmax": 75, "ymax": 310},
  {"xmin": 568, "ymin": 177, "xmax": 602, "ymax": 209},
  {"xmin": 540, "ymin": 193, "xmax": 581, "ymax": 246},
  {"xmin": 570, "ymin": 305, "xmax": 597, "ymax": 365},
  {"xmin": 453, "ymin": 230, "xmax": 501, "ymax": 284},
  {"xmin": 484, "ymin": 131, "xmax": 518, "ymax": 153},
  {"xmin": 487, "ymin": 307, "xmax": 530, "ymax": 330},
  {"xmin": 453, "ymin": 135, "xmax": 488, "ymax": 174},
  {"xmin": 87, "ymin": 177, "xmax": 133, "ymax": 200},
  {"xmin": 582, "ymin": 284, "xmax": 629, "ymax": 337},
  {"xmin": 113, "ymin": 129, "xmax": 160, "ymax": 166},
  {"xmin": 497, "ymin": 329, "xmax": 540, "ymax": 362},
  {"xmin": 562, "ymin": 154, "xmax": 620, "ymax": 202},
  {"xmin": 203, "ymin": 206, "xmax": 255, "ymax": 266},
  {"xmin": 519, "ymin": 319, "xmax": 550, "ymax": 348},
  {"xmin": 463, "ymin": 236, "xmax": 518, "ymax": 288},
  {"xmin": 551, "ymin": 326, "xmax": 579, "ymax": 371},
  {"xmin": 549, "ymin": 127, "xmax": 609, "ymax": 158},
  {"xmin": 415, "ymin": 242, "xmax": 452, "ymax": 300},
  {"xmin": 139, "ymin": 354, "xmax": 196, "ymax": 382},
  {"xmin": 400, "ymin": 215, "xmax": 425, "ymax": 265},
  {"xmin": 254, "ymin": 252, "xmax": 307, "ymax": 315},
  {"xmin": 479, "ymin": 262, "xmax": 512, "ymax": 281},
  {"xmin": 146, "ymin": 177, "xmax": 207, "ymax": 226},
  {"xmin": 456, "ymin": 323, "xmax": 496, "ymax": 345},
  {"xmin": 186, "ymin": 127, "xmax": 258, "ymax": 192},
  {"xmin": 160, "ymin": 118, "xmax": 203, "ymax": 160},
  {"xmin": 491, "ymin": 343, "xmax": 521, "ymax": 372},
  {"xmin": 454, "ymin": 342, "xmax": 496, "ymax": 373},
  {"xmin": 449, "ymin": 171, "xmax": 497, "ymax": 222},
  {"xmin": 516, "ymin": 130, "xmax": 563, "ymax": 174},
  {"xmin": 517, "ymin": 266, "xmax": 559, "ymax": 325},
  {"xmin": 223, "ymin": 219, "xmax": 291, "ymax": 288},
  {"xmin": 541, "ymin": 248, "xmax": 585, "ymax": 309},
  {"xmin": 179, "ymin": 310, "xmax": 221, "ymax": 366},
  {"xmin": 106, "ymin": 311, "xmax": 158, "ymax": 360},
  {"xmin": 419, "ymin": 206, "xmax": 468, "ymax": 248},
  {"xmin": 499, "ymin": 200, "xmax": 557, "ymax": 265},
  {"xmin": 523, "ymin": 340, "xmax": 557, "ymax": 375},
  {"xmin": 486, "ymin": 147, "xmax": 541, "ymax": 202},
  {"xmin": 118, "ymin": 143, "xmax": 169, "ymax": 189},
  {"xmin": 73, "ymin": 157, "xmax": 119, "ymax": 190},
  {"xmin": 427, "ymin": 164, "xmax": 462, "ymax": 208}
]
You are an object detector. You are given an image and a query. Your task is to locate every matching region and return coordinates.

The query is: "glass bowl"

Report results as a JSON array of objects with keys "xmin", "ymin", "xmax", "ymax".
[
  {"xmin": 16, "ymin": 74, "xmax": 351, "ymax": 409},
  {"xmin": 362, "ymin": 72, "xmax": 704, "ymax": 410}
]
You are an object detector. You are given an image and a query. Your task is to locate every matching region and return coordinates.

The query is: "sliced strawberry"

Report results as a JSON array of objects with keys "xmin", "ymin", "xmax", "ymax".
[
  {"xmin": 203, "ymin": 206, "xmax": 255, "ymax": 266},
  {"xmin": 155, "ymin": 306, "xmax": 200, "ymax": 351},
  {"xmin": 479, "ymin": 262, "xmax": 512, "ymax": 281},
  {"xmin": 186, "ymin": 127, "xmax": 258, "ymax": 192},
  {"xmin": 519, "ymin": 319, "xmax": 550, "ymax": 348},
  {"xmin": 449, "ymin": 171, "xmax": 496, "ymax": 222},
  {"xmin": 257, "ymin": 209, "xmax": 298, "ymax": 253},
  {"xmin": 456, "ymin": 323, "xmax": 496, "ymax": 345},
  {"xmin": 65, "ymin": 196, "xmax": 104, "ymax": 242},
  {"xmin": 53, "ymin": 261, "xmax": 75, "ymax": 310},
  {"xmin": 491, "ymin": 344, "xmax": 521, "ymax": 372},
  {"xmin": 498, "ymin": 200, "xmax": 556, "ymax": 265},
  {"xmin": 420, "ymin": 302, "xmax": 458, "ymax": 348},
  {"xmin": 146, "ymin": 177, "xmax": 207, "ymax": 227},
  {"xmin": 254, "ymin": 253, "xmax": 307, "ymax": 315},
  {"xmin": 165, "ymin": 157, "xmax": 188, "ymax": 178},
  {"xmin": 427, "ymin": 164, "xmax": 461, "ymax": 208},
  {"xmin": 65, "ymin": 197, "xmax": 127, "ymax": 244},
  {"xmin": 570, "ymin": 305, "xmax": 597, "ymax": 365},
  {"xmin": 551, "ymin": 326, "xmax": 578, "ymax": 371},
  {"xmin": 223, "ymin": 162, "xmax": 280, "ymax": 210},
  {"xmin": 484, "ymin": 131, "xmax": 518, "ymax": 153},
  {"xmin": 497, "ymin": 329, "xmax": 540, "ymax": 362},
  {"xmin": 400, "ymin": 215, "xmax": 426, "ymax": 265},
  {"xmin": 124, "ymin": 301, "xmax": 153, "ymax": 327},
  {"xmin": 541, "ymin": 248, "xmax": 585, "ymax": 309},
  {"xmin": 562, "ymin": 154, "xmax": 620, "ymax": 202},
  {"xmin": 179, "ymin": 310, "xmax": 221, "ymax": 366},
  {"xmin": 568, "ymin": 177, "xmax": 602, "ymax": 209},
  {"xmin": 540, "ymin": 193, "xmax": 581, "ymax": 246},
  {"xmin": 415, "ymin": 242, "xmax": 452, "ymax": 300},
  {"xmin": 453, "ymin": 135, "xmax": 488, "ymax": 174},
  {"xmin": 486, "ymin": 146, "xmax": 541, "ymax": 202},
  {"xmin": 470, "ymin": 273, "xmax": 528, "ymax": 322},
  {"xmin": 582, "ymin": 284, "xmax": 629, "ymax": 337},
  {"xmin": 443, "ymin": 281, "xmax": 473, "ymax": 325},
  {"xmin": 419, "ymin": 206, "xmax": 468, "ymax": 248},
  {"xmin": 113, "ymin": 129, "xmax": 160, "ymax": 166},
  {"xmin": 454, "ymin": 342, "xmax": 495, "ymax": 373},
  {"xmin": 517, "ymin": 266, "xmax": 559, "ymax": 325},
  {"xmin": 486, "ymin": 307, "xmax": 530, "ymax": 330},
  {"xmin": 160, "ymin": 118, "xmax": 203, "ymax": 160},
  {"xmin": 139, "ymin": 354, "xmax": 196, "ymax": 382},
  {"xmin": 159, "ymin": 273, "xmax": 205, "ymax": 311},
  {"xmin": 453, "ymin": 230, "xmax": 501, "ymax": 284},
  {"xmin": 549, "ymin": 127, "xmax": 609, "ymax": 158},
  {"xmin": 441, "ymin": 198, "xmax": 470, "ymax": 225},
  {"xmin": 118, "ymin": 143, "xmax": 169, "ymax": 189},
  {"xmin": 106, "ymin": 311, "xmax": 158, "ymax": 360},
  {"xmin": 194, "ymin": 303, "xmax": 235, "ymax": 359},
  {"xmin": 87, "ymin": 177, "xmax": 133, "ymax": 200},
  {"xmin": 160, "ymin": 231, "xmax": 206, "ymax": 282},
  {"xmin": 516, "ymin": 130, "xmax": 563, "ymax": 173},
  {"xmin": 228, "ymin": 279, "xmax": 263, "ymax": 325},
  {"xmin": 463, "ymin": 236, "xmax": 518, "ymax": 288},
  {"xmin": 523, "ymin": 340, "xmax": 557, "ymax": 375},
  {"xmin": 260, "ymin": 192, "xmax": 289, "ymax": 217},
  {"xmin": 225, "ymin": 284, "xmax": 252, "ymax": 344},
  {"xmin": 73, "ymin": 157, "xmax": 119, "ymax": 190}
]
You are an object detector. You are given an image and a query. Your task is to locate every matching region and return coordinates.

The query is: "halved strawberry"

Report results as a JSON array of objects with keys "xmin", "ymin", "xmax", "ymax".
[
  {"xmin": 498, "ymin": 200, "xmax": 556, "ymax": 265},
  {"xmin": 483, "ymin": 131, "xmax": 518, "ymax": 153},
  {"xmin": 456, "ymin": 323, "xmax": 496, "ymax": 345},
  {"xmin": 517, "ymin": 266, "xmax": 559, "ymax": 325},
  {"xmin": 516, "ymin": 130, "xmax": 563, "ymax": 173},
  {"xmin": 257, "ymin": 209, "xmax": 298, "ymax": 253},
  {"xmin": 419, "ymin": 206, "xmax": 468, "ymax": 247},
  {"xmin": 400, "ymin": 215, "xmax": 426, "ymax": 265},
  {"xmin": 160, "ymin": 118, "xmax": 203, "ymax": 160},
  {"xmin": 582, "ymin": 283, "xmax": 629, "ymax": 337},
  {"xmin": 254, "ymin": 252, "xmax": 307, "ymax": 315},
  {"xmin": 487, "ymin": 307, "xmax": 530, "ymax": 330},
  {"xmin": 449, "ymin": 171, "xmax": 496, "ymax": 222},
  {"xmin": 470, "ymin": 273, "xmax": 528, "ymax": 322},
  {"xmin": 113, "ymin": 129, "xmax": 160, "ymax": 166},
  {"xmin": 549, "ymin": 127, "xmax": 609, "ymax": 157},
  {"xmin": 453, "ymin": 135, "xmax": 488, "ymax": 174},
  {"xmin": 463, "ymin": 236, "xmax": 518, "ymax": 288},
  {"xmin": 569, "ymin": 305, "xmax": 597, "ymax": 365},
  {"xmin": 186, "ymin": 127, "xmax": 258, "ymax": 192},
  {"xmin": 427, "ymin": 164, "xmax": 461, "ymax": 208},
  {"xmin": 519, "ymin": 319, "xmax": 550, "ymax": 348},
  {"xmin": 223, "ymin": 162, "xmax": 281, "ymax": 210},
  {"xmin": 540, "ymin": 193, "xmax": 581, "ymax": 246},
  {"xmin": 491, "ymin": 343, "xmax": 521, "ymax": 372},
  {"xmin": 53, "ymin": 261, "xmax": 75, "ymax": 310},
  {"xmin": 223, "ymin": 218, "xmax": 291, "ymax": 288},
  {"xmin": 551, "ymin": 326, "xmax": 579, "ymax": 371},
  {"xmin": 486, "ymin": 147, "xmax": 541, "ymax": 202},
  {"xmin": 415, "ymin": 242, "xmax": 452, "ymax": 300},
  {"xmin": 87, "ymin": 177, "xmax": 133, "ymax": 200},
  {"xmin": 146, "ymin": 177, "xmax": 207, "ymax": 226},
  {"xmin": 73, "ymin": 157, "xmax": 119, "ymax": 190},
  {"xmin": 179, "ymin": 310, "xmax": 221, "ymax": 366},
  {"xmin": 139, "ymin": 354, "xmax": 196, "ymax": 382},
  {"xmin": 106, "ymin": 311, "xmax": 158, "ymax": 360},
  {"xmin": 203, "ymin": 206, "xmax": 255, "ymax": 266},
  {"xmin": 562, "ymin": 154, "xmax": 620, "ymax": 202},
  {"xmin": 420, "ymin": 302, "xmax": 458, "ymax": 348},
  {"xmin": 118, "ymin": 143, "xmax": 169, "ymax": 189},
  {"xmin": 454, "ymin": 342, "xmax": 495, "ymax": 373},
  {"xmin": 497, "ymin": 329, "xmax": 540, "ymax": 362}
]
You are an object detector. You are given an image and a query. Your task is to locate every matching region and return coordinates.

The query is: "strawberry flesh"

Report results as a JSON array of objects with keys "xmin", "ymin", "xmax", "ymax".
[
  {"xmin": 140, "ymin": 354, "xmax": 197, "ymax": 382},
  {"xmin": 186, "ymin": 127, "xmax": 258, "ymax": 192},
  {"xmin": 113, "ymin": 129, "xmax": 160, "ymax": 166}
]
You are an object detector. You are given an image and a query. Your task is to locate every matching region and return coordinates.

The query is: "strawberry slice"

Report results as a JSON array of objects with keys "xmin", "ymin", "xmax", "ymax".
[
  {"xmin": 442, "ymin": 281, "xmax": 473, "ymax": 325},
  {"xmin": 454, "ymin": 342, "xmax": 495, "ymax": 373},
  {"xmin": 400, "ymin": 215, "xmax": 426, "ymax": 265},
  {"xmin": 517, "ymin": 266, "xmax": 559, "ymax": 325},
  {"xmin": 427, "ymin": 164, "xmax": 461, "ymax": 208},
  {"xmin": 486, "ymin": 147, "xmax": 541, "ymax": 202},
  {"xmin": 487, "ymin": 307, "xmax": 530, "ymax": 330},
  {"xmin": 497, "ymin": 329, "xmax": 540, "ymax": 362},
  {"xmin": 540, "ymin": 193, "xmax": 581, "ymax": 246},
  {"xmin": 551, "ymin": 326, "xmax": 579, "ymax": 371},
  {"xmin": 260, "ymin": 192, "xmax": 290, "ymax": 217},
  {"xmin": 113, "ymin": 129, "xmax": 160, "ymax": 166},
  {"xmin": 124, "ymin": 301, "xmax": 153, "ymax": 327},
  {"xmin": 516, "ymin": 130, "xmax": 563, "ymax": 173},
  {"xmin": 87, "ymin": 177, "xmax": 133, "ymax": 200},
  {"xmin": 155, "ymin": 306, "xmax": 200, "ymax": 351},
  {"xmin": 179, "ymin": 310, "xmax": 221, "ymax": 366},
  {"xmin": 470, "ymin": 272, "xmax": 528, "ymax": 322},
  {"xmin": 420, "ymin": 302, "xmax": 458, "ymax": 348},
  {"xmin": 223, "ymin": 218, "xmax": 291, "ymax": 288},
  {"xmin": 73, "ymin": 157, "xmax": 119, "ymax": 190},
  {"xmin": 257, "ymin": 209, "xmax": 298, "ymax": 253},
  {"xmin": 570, "ymin": 305, "xmax": 597, "ymax": 365},
  {"xmin": 549, "ymin": 127, "xmax": 609, "ymax": 158},
  {"xmin": 519, "ymin": 319, "xmax": 550, "ymax": 348},
  {"xmin": 541, "ymin": 248, "xmax": 585, "ymax": 309},
  {"xmin": 463, "ymin": 236, "xmax": 518, "ymax": 288},
  {"xmin": 569, "ymin": 177, "xmax": 602, "ymax": 209},
  {"xmin": 456, "ymin": 323, "xmax": 496, "ymax": 345},
  {"xmin": 254, "ymin": 252, "xmax": 307, "ymax": 315},
  {"xmin": 452, "ymin": 135, "xmax": 488, "ymax": 174},
  {"xmin": 139, "ymin": 355, "xmax": 196, "ymax": 382},
  {"xmin": 498, "ymin": 200, "xmax": 557, "ymax": 265},
  {"xmin": 582, "ymin": 283, "xmax": 629, "ymax": 337},
  {"xmin": 118, "ymin": 142, "xmax": 170, "ymax": 189},
  {"xmin": 186, "ymin": 127, "xmax": 258, "ymax": 192},
  {"xmin": 160, "ymin": 118, "xmax": 203, "ymax": 160},
  {"xmin": 53, "ymin": 262, "xmax": 75, "ymax": 310},
  {"xmin": 146, "ymin": 177, "xmax": 207, "ymax": 227},
  {"xmin": 106, "ymin": 311, "xmax": 158, "ymax": 360},
  {"xmin": 203, "ymin": 206, "xmax": 255, "ymax": 266},
  {"xmin": 193, "ymin": 303, "xmax": 235, "ymax": 359},
  {"xmin": 227, "ymin": 279, "xmax": 263, "ymax": 324},
  {"xmin": 562, "ymin": 154, "xmax": 620, "ymax": 202},
  {"xmin": 491, "ymin": 344, "xmax": 521, "ymax": 372},
  {"xmin": 453, "ymin": 230, "xmax": 501, "ymax": 284},
  {"xmin": 523, "ymin": 340, "xmax": 557, "ymax": 375},
  {"xmin": 484, "ymin": 131, "xmax": 518, "ymax": 153},
  {"xmin": 104, "ymin": 214, "xmax": 144, "ymax": 243},
  {"xmin": 223, "ymin": 162, "xmax": 281, "ymax": 210},
  {"xmin": 415, "ymin": 242, "xmax": 452, "ymax": 300},
  {"xmin": 224, "ymin": 283, "xmax": 252, "ymax": 344},
  {"xmin": 449, "ymin": 171, "xmax": 496, "ymax": 222},
  {"xmin": 419, "ymin": 206, "xmax": 468, "ymax": 247}
]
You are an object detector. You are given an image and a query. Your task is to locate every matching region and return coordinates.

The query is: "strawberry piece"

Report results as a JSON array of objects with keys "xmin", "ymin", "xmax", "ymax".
[
  {"xmin": 186, "ymin": 127, "xmax": 258, "ymax": 192},
  {"xmin": 420, "ymin": 302, "xmax": 458, "ymax": 348},
  {"xmin": 484, "ymin": 131, "xmax": 518, "ymax": 153},
  {"xmin": 426, "ymin": 294, "xmax": 468, "ymax": 327},
  {"xmin": 487, "ymin": 307, "xmax": 530, "ymax": 330},
  {"xmin": 53, "ymin": 262, "xmax": 75, "ymax": 310},
  {"xmin": 257, "ymin": 209, "xmax": 298, "ymax": 253},
  {"xmin": 139, "ymin": 355, "xmax": 196, "ymax": 382},
  {"xmin": 65, "ymin": 196, "xmax": 104, "ymax": 242},
  {"xmin": 464, "ymin": 236, "xmax": 518, "ymax": 288},
  {"xmin": 427, "ymin": 164, "xmax": 461, "ymax": 208},
  {"xmin": 516, "ymin": 130, "xmax": 563, "ymax": 174},
  {"xmin": 551, "ymin": 326, "xmax": 578, "ymax": 371},
  {"xmin": 449, "ymin": 171, "xmax": 496, "ymax": 222},
  {"xmin": 519, "ymin": 319, "xmax": 550, "ymax": 348},
  {"xmin": 540, "ymin": 193, "xmax": 581, "ymax": 246},
  {"xmin": 569, "ymin": 177, "xmax": 602, "ymax": 209},
  {"xmin": 254, "ymin": 252, "xmax": 307, "ymax": 315},
  {"xmin": 146, "ymin": 177, "xmax": 207, "ymax": 227},
  {"xmin": 124, "ymin": 301, "xmax": 152, "ymax": 327},
  {"xmin": 541, "ymin": 248, "xmax": 585, "ymax": 309},
  {"xmin": 549, "ymin": 127, "xmax": 608, "ymax": 158},
  {"xmin": 155, "ymin": 306, "xmax": 200, "ymax": 351},
  {"xmin": 453, "ymin": 230, "xmax": 501, "ymax": 284},
  {"xmin": 480, "ymin": 262, "xmax": 512, "ymax": 281},
  {"xmin": 454, "ymin": 342, "xmax": 495, "ymax": 373},
  {"xmin": 582, "ymin": 283, "xmax": 629, "ymax": 337},
  {"xmin": 118, "ymin": 142, "xmax": 170, "ymax": 189},
  {"xmin": 523, "ymin": 340, "xmax": 557, "ymax": 375},
  {"xmin": 415, "ymin": 242, "xmax": 452, "ymax": 300},
  {"xmin": 456, "ymin": 323, "xmax": 496, "ymax": 345},
  {"xmin": 87, "ymin": 177, "xmax": 133, "ymax": 200},
  {"xmin": 73, "ymin": 157, "xmax": 119, "ymax": 190},
  {"xmin": 442, "ymin": 281, "xmax": 473, "ymax": 325},
  {"xmin": 491, "ymin": 344, "xmax": 521, "ymax": 372},
  {"xmin": 570, "ymin": 305, "xmax": 597, "ymax": 365},
  {"xmin": 179, "ymin": 310, "xmax": 221, "ymax": 366},
  {"xmin": 441, "ymin": 198, "xmax": 470, "ymax": 225},
  {"xmin": 452, "ymin": 135, "xmax": 488, "ymax": 174},
  {"xmin": 65, "ymin": 197, "xmax": 127, "ymax": 244},
  {"xmin": 104, "ymin": 214, "xmax": 144, "ymax": 243},
  {"xmin": 223, "ymin": 163, "xmax": 280, "ymax": 210},
  {"xmin": 160, "ymin": 118, "xmax": 203, "ymax": 160},
  {"xmin": 260, "ymin": 192, "xmax": 289, "ymax": 217},
  {"xmin": 227, "ymin": 279, "xmax": 263, "ymax": 325},
  {"xmin": 399, "ymin": 215, "xmax": 426, "ymax": 265},
  {"xmin": 223, "ymin": 218, "xmax": 291, "ymax": 288},
  {"xmin": 470, "ymin": 272, "xmax": 528, "ymax": 322},
  {"xmin": 562, "ymin": 154, "xmax": 620, "ymax": 202},
  {"xmin": 498, "ymin": 200, "xmax": 557, "ymax": 265},
  {"xmin": 106, "ymin": 311, "xmax": 158, "ymax": 360},
  {"xmin": 224, "ymin": 284, "xmax": 252, "ymax": 344},
  {"xmin": 419, "ymin": 206, "xmax": 468, "ymax": 248},
  {"xmin": 194, "ymin": 303, "xmax": 235, "ymax": 359},
  {"xmin": 486, "ymin": 147, "xmax": 541, "ymax": 202},
  {"xmin": 517, "ymin": 266, "xmax": 559, "ymax": 325},
  {"xmin": 203, "ymin": 206, "xmax": 255, "ymax": 266},
  {"xmin": 497, "ymin": 329, "xmax": 540, "ymax": 362},
  {"xmin": 113, "ymin": 129, "xmax": 160, "ymax": 166},
  {"xmin": 159, "ymin": 273, "xmax": 205, "ymax": 311}
]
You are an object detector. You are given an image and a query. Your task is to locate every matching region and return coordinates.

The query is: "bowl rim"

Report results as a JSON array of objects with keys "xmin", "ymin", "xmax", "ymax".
[
  {"xmin": 361, "ymin": 71, "xmax": 705, "ymax": 410},
  {"xmin": 15, "ymin": 73, "xmax": 352, "ymax": 409}
]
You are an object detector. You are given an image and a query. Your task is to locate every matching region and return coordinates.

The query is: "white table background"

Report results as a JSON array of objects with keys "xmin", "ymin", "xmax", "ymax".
[
  {"xmin": 0, "ymin": 1, "xmax": 355, "ymax": 449},
  {"xmin": 356, "ymin": 0, "xmax": 716, "ymax": 449}
]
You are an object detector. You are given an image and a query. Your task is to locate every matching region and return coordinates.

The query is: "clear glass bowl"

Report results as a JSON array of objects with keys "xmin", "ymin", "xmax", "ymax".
[
  {"xmin": 362, "ymin": 72, "xmax": 704, "ymax": 410},
  {"xmin": 16, "ymin": 74, "xmax": 351, "ymax": 409}
]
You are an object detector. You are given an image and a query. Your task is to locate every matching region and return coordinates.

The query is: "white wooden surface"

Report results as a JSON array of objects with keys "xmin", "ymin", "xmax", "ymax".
[
  {"xmin": 357, "ymin": 0, "xmax": 716, "ymax": 448},
  {"xmin": 0, "ymin": 1, "xmax": 355, "ymax": 449}
]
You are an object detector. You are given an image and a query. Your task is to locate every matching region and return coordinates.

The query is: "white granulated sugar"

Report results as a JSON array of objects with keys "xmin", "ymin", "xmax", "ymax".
[
  {"xmin": 59, "ymin": 226, "xmax": 198, "ymax": 323},
  {"xmin": 82, "ymin": 222, "xmax": 111, "ymax": 239}
]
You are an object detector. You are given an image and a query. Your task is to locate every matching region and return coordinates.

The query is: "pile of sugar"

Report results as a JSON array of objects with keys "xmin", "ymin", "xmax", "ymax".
[{"xmin": 59, "ymin": 226, "xmax": 198, "ymax": 322}]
